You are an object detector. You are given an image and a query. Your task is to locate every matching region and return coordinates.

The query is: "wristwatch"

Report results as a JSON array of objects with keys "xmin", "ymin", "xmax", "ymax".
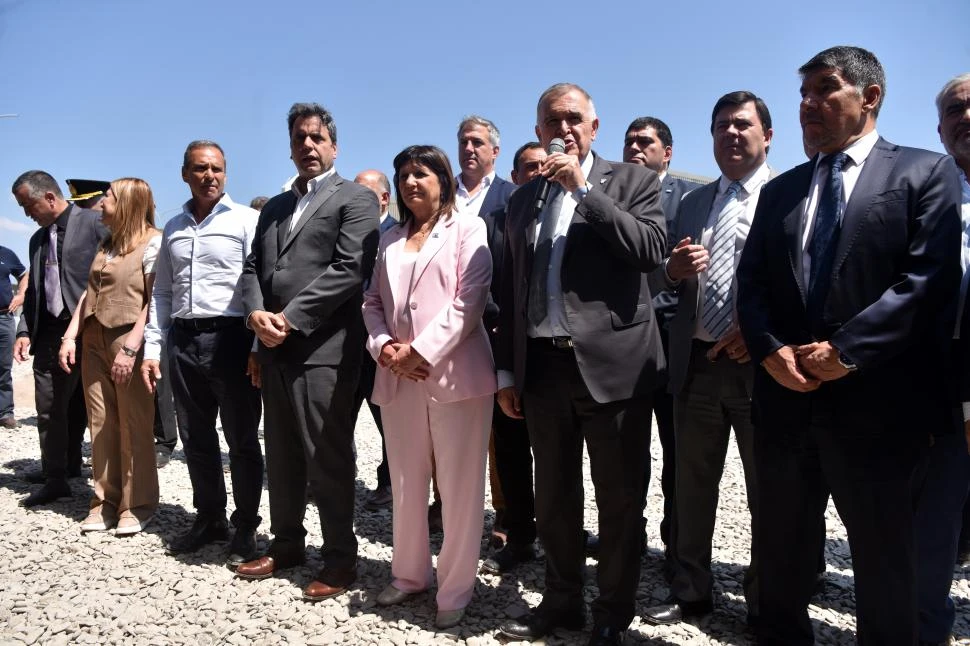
[{"xmin": 837, "ymin": 352, "xmax": 857, "ymax": 372}]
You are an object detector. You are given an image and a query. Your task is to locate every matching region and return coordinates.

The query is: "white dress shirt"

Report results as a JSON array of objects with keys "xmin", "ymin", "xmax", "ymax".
[
  {"xmin": 456, "ymin": 171, "xmax": 495, "ymax": 216},
  {"xmin": 290, "ymin": 168, "xmax": 337, "ymax": 232},
  {"xmin": 694, "ymin": 161, "xmax": 771, "ymax": 342},
  {"xmin": 801, "ymin": 129, "xmax": 880, "ymax": 287},
  {"xmin": 143, "ymin": 193, "xmax": 258, "ymax": 361}
]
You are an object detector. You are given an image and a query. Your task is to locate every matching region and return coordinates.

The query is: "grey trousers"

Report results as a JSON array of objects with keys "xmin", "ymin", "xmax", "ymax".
[{"xmin": 670, "ymin": 340, "xmax": 759, "ymax": 613}]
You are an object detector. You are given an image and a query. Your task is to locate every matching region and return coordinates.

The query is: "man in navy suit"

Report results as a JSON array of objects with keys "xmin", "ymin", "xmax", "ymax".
[
  {"xmin": 623, "ymin": 116, "xmax": 702, "ymax": 564},
  {"xmin": 737, "ymin": 46, "xmax": 962, "ymax": 644},
  {"xmin": 353, "ymin": 169, "xmax": 398, "ymax": 511},
  {"xmin": 456, "ymin": 115, "xmax": 516, "ymax": 217}
]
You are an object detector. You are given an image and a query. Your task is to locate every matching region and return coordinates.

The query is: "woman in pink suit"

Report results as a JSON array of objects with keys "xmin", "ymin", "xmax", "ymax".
[{"xmin": 362, "ymin": 145, "xmax": 495, "ymax": 628}]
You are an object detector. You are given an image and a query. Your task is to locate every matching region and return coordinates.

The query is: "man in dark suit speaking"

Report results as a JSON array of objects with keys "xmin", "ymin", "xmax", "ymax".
[
  {"xmin": 737, "ymin": 46, "xmax": 962, "ymax": 644},
  {"xmin": 235, "ymin": 102, "xmax": 379, "ymax": 603},
  {"xmin": 495, "ymin": 83, "xmax": 666, "ymax": 646}
]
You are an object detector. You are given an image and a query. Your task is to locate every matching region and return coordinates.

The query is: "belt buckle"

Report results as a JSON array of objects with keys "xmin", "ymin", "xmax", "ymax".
[{"xmin": 551, "ymin": 336, "xmax": 573, "ymax": 349}]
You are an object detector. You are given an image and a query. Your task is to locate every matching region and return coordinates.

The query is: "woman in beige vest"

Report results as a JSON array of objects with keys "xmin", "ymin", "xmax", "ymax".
[{"xmin": 58, "ymin": 178, "xmax": 161, "ymax": 535}]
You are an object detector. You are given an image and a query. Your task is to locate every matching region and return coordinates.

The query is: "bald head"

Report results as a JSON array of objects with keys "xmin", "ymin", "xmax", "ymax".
[{"xmin": 354, "ymin": 169, "xmax": 391, "ymax": 215}]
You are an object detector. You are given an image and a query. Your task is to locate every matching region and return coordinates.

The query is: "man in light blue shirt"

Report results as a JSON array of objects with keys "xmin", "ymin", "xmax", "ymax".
[{"xmin": 141, "ymin": 140, "xmax": 263, "ymax": 567}]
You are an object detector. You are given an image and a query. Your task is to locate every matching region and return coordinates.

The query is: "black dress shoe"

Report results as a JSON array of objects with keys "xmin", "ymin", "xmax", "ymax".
[
  {"xmin": 498, "ymin": 609, "xmax": 585, "ymax": 640},
  {"xmin": 167, "ymin": 515, "xmax": 229, "ymax": 554},
  {"xmin": 588, "ymin": 624, "xmax": 626, "ymax": 646},
  {"xmin": 481, "ymin": 543, "xmax": 537, "ymax": 575},
  {"xmin": 584, "ymin": 530, "xmax": 600, "ymax": 558},
  {"xmin": 155, "ymin": 449, "xmax": 172, "ymax": 469},
  {"xmin": 643, "ymin": 597, "xmax": 714, "ymax": 625},
  {"xmin": 21, "ymin": 479, "xmax": 72, "ymax": 507},
  {"xmin": 226, "ymin": 529, "xmax": 258, "ymax": 567},
  {"xmin": 363, "ymin": 485, "xmax": 392, "ymax": 511}
]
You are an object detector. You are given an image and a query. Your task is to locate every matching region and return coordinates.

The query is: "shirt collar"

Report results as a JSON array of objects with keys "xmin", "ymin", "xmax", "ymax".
[
  {"xmin": 291, "ymin": 168, "xmax": 337, "ymax": 199},
  {"xmin": 179, "ymin": 193, "xmax": 236, "ymax": 223},
  {"xmin": 457, "ymin": 171, "xmax": 495, "ymax": 195},
  {"xmin": 718, "ymin": 160, "xmax": 770, "ymax": 198},
  {"xmin": 579, "ymin": 152, "xmax": 594, "ymax": 181},
  {"xmin": 818, "ymin": 129, "xmax": 880, "ymax": 170}
]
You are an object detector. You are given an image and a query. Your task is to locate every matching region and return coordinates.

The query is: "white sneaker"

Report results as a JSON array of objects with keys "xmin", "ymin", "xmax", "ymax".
[{"xmin": 115, "ymin": 513, "xmax": 153, "ymax": 536}]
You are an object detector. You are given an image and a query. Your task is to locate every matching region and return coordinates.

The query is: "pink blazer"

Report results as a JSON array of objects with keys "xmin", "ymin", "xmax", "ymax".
[{"xmin": 363, "ymin": 212, "xmax": 497, "ymax": 405}]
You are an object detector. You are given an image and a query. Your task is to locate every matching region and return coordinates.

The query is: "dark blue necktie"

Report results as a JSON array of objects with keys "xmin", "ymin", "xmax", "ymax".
[{"xmin": 807, "ymin": 152, "xmax": 849, "ymax": 320}]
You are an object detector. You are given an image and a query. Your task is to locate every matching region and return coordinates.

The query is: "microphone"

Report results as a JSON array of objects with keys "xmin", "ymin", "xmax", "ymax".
[{"xmin": 533, "ymin": 138, "xmax": 566, "ymax": 211}]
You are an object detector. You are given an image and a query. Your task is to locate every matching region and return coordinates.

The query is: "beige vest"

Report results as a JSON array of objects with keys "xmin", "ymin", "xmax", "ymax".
[{"xmin": 83, "ymin": 234, "xmax": 152, "ymax": 329}]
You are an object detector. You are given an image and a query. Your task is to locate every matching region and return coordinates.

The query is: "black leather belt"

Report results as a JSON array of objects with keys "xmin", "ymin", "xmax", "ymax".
[
  {"xmin": 174, "ymin": 316, "xmax": 243, "ymax": 332},
  {"xmin": 530, "ymin": 336, "xmax": 574, "ymax": 349}
]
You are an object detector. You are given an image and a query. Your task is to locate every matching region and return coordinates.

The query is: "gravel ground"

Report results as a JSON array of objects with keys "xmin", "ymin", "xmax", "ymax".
[{"xmin": 2, "ymin": 358, "xmax": 970, "ymax": 645}]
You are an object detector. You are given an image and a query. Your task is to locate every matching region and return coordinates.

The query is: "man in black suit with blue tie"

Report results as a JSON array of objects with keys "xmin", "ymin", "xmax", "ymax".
[
  {"xmin": 737, "ymin": 46, "xmax": 963, "ymax": 644},
  {"xmin": 622, "ymin": 116, "xmax": 702, "ymax": 564},
  {"xmin": 353, "ymin": 169, "xmax": 398, "ymax": 511}
]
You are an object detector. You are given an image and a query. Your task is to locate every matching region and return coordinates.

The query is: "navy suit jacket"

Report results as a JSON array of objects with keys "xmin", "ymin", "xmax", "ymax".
[
  {"xmin": 476, "ymin": 176, "xmax": 516, "ymax": 218},
  {"xmin": 479, "ymin": 181, "xmax": 517, "ymax": 336},
  {"xmin": 652, "ymin": 174, "xmax": 704, "ymax": 330},
  {"xmin": 737, "ymin": 137, "xmax": 962, "ymax": 437}
]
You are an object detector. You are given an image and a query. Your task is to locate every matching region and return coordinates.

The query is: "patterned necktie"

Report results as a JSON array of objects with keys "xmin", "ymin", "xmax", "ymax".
[
  {"xmin": 528, "ymin": 186, "xmax": 564, "ymax": 328},
  {"xmin": 807, "ymin": 152, "xmax": 849, "ymax": 319},
  {"xmin": 45, "ymin": 224, "xmax": 63, "ymax": 317},
  {"xmin": 701, "ymin": 181, "xmax": 743, "ymax": 340}
]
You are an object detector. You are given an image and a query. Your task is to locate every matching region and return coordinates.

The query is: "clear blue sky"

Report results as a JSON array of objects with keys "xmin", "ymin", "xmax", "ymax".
[{"xmin": 1, "ymin": 0, "xmax": 967, "ymax": 267}]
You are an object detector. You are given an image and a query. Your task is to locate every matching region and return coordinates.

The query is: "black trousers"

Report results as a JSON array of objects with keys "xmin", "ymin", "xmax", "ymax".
[
  {"xmin": 757, "ymin": 408, "xmax": 927, "ymax": 645},
  {"xmin": 152, "ymin": 326, "xmax": 178, "ymax": 453},
  {"xmin": 32, "ymin": 321, "xmax": 87, "ymax": 479},
  {"xmin": 645, "ymin": 326, "xmax": 676, "ymax": 550},
  {"xmin": 492, "ymin": 400, "xmax": 536, "ymax": 547},
  {"xmin": 354, "ymin": 352, "xmax": 389, "ymax": 488},
  {"xmin": 262, "ymin": 360, "xmax": 359, "ymax": 583},
  {"xmin": 170, "ymin": 321, "xmax": 263, "ymax": 529},
  {"xmin": 523, "ymin": 340, "xmax": 651, "ymax": 629}
]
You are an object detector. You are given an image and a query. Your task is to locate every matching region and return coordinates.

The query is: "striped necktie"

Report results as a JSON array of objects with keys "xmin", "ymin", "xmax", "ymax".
[{"xmin": 701, "ymin": 181, "xmax": 743, "ymax": 340}]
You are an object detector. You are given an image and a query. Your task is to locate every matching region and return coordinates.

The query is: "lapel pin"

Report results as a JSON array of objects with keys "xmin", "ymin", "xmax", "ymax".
[
  {"xmin": 431, "ymin": 232, "xmax": 440, "ymax": 239},
  {"xmin": 600, "ymin": 178, "xmax": 608, "ymax": 184}
]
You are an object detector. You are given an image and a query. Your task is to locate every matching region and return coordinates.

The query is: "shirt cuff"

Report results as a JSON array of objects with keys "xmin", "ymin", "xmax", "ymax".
[
  {"xmin": 663, "ymin": 258, "xmax": 681, "ymax": 285},
  {"xmin": 571, "ymin": 182, "xmax": 592, "ymax": 203},
  {"xmin": 963, "ymin": 402, "xmax": 970, "ymax": 423},
  {"xmin": 142, "ymin": 343, "xmax": 161, "ymax": 362},
  {"xmin": 497, "ymin": 369, "xmax": 515, "ymax": 391}
]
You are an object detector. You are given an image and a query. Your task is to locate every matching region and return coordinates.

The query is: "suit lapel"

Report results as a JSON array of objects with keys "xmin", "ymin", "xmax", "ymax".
[
  {"xmin": 573, "ymin": 155, "xmax": 612, "ymax": 227},
  {"xmin": 411, "ymin": 216, "xmax": 456, "ymax": 288},
  {"xmin": 685, "ymin": 182, "xmax": 718, "ymax": 241},
  {"xmin": 275, "ymin": 192, "xmax": 299, "ymax": 255},
  {"xmin": 379, "ymin": 224, "xmax": 409, "ymax": 307},
  {"xmin": 831, "ymin": 138, "xmax": 897, "ymax": 276},
  {"xmin": 280, "ymin": 174, "xmax": 342, "ymax": 256},
  {"xmin": 783, "ymin": 162, "xmax": 817, "ymax": 303}
]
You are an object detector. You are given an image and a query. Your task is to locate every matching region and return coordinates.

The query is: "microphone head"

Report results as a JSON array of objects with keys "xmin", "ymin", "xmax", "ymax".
[{"xmin": 548, "ymin": 138, "xmax": 566, "ymax": 155}]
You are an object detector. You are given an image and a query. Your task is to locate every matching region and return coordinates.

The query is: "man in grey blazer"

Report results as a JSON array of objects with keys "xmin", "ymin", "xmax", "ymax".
[
  {"xmin": 644, "ymin": 92, "xmax": 773, "ymax": 628},
  {"xmin": 623, "ymin": 116, "xmax": 702, "ymax": 564},
  {"xmin": 495, "ymin": 83, "xmax": 666, "ymax": 646},
  {"xmin": 235, "ymin": 103, "xmax": 379, "ymax": 603},
  {"xmin": 12, "ymin": 170, "xmax": 105, "ymax": 507}
]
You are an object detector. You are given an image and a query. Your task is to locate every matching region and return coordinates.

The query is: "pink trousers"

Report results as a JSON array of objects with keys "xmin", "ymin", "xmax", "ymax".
[{"xmin": 381, "ymin": 379, "xmax": 492, "ymax": 611}]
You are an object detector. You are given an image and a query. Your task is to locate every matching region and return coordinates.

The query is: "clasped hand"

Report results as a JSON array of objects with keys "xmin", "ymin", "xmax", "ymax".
[
  {"xmin": 249, "ymin": 310, "xmax": 290, "ymax": 348},
  {"xmin": 378, "ymin": 342, "xmax": 430, "ymax": 381}
]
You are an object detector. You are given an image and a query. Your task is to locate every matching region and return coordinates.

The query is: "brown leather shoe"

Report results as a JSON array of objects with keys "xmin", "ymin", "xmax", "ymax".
[
  {"xmin": 235, "ymin": 556, "xmax": 278, "ymax": 580},
  {"xmin": 302, "ymin": 579, "xmax": 349, "ymax": 602}
]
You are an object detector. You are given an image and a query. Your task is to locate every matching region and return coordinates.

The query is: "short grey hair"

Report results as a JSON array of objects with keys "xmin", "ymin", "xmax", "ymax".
[
  {"xmin": 287, "ymin": 102, "xmax": 337, "ymax": 144},
  {"xmin": 12, "ymin": 170, "xmax": 62, "ymax": 199},
  {"xmin": 458, "ymin": 115, "xmax": 500, "ymax": 147},
  {"xmin": 536, "ymin": 83, "xmax": 597, "ymax": 121},
  {"xmin": 182, "ymin": 140, "xmax": 226, "ymax": 169},
  {"xmin": 936, "ymin": 73, "xmax": 970, "ymax": 119}
]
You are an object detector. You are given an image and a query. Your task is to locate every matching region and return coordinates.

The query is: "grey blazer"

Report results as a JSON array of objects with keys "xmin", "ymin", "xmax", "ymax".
[
  {"xmin": 242, "ymin": 173, "xmax": 380, "ymax": 366},
  {"xmin": 18, "ymin": 204, "xmax": 106, "ymax": 349},
  {"xmin": 496, "ymin": 153, "xmax": 668, "ymax": 403}
]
